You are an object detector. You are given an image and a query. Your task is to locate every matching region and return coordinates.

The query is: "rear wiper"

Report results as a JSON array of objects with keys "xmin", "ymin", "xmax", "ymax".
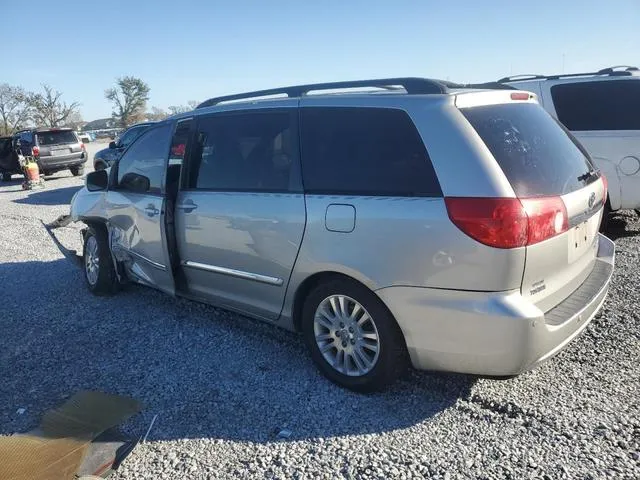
[{"xmin": 577, "ymin": 170, "xmax": 597, "ymax": 182}]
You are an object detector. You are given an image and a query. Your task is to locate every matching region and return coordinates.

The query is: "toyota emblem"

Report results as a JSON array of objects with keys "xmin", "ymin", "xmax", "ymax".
[{"xmin": 588, "ymin": 192, "xmax": 596, "ymax": 209}]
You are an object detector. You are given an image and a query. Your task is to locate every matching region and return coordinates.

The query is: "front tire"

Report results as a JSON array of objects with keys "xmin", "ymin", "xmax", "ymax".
[
  {"xmin": 83, "ymin": 225, "xmax": 118, "ymax": 295},
  {"xmin": 70, "ymin": 165, "xmax": 85, "ymax": 176},
  {"xmin": 302, "ymin": 278, "xmax": 407, "ymax": 392}
]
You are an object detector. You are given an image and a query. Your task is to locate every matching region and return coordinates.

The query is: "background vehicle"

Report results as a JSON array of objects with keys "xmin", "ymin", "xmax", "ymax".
[
  {"xmin": 77, "ymin": 132, "xmax": 94, "ymax": 143},
  {"xmin": 70, "ymin": 78, "xmax": 614, "ymax": 392},
  {"xmin": 0, "ymin": 136, "xmax": 21, "ymax": 181},
  {"xmin": 14, "ymin": 128, "xmax": 87, "ymax": 177},
  {"xmin": 93, "ymin": 122, "xmax": 155, "ymax": 170},
  {"xmin": 501, "ymin": 66, "xmax": 640, "ymax": 226}
]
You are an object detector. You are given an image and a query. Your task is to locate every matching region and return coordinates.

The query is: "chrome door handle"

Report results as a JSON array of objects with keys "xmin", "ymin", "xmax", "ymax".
[
  {"xmin": 176, "ymin": 200, "xmax": 198, "ymax": 213},
  {"xmin": 144, "ymin": 205, "xmax": 160, "ymax": 217}
]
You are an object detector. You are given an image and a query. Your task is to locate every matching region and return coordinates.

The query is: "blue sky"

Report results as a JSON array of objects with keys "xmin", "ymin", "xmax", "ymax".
[{"xmin": 3, "ymin": 0, "xmax": 638, "ymax": 120}]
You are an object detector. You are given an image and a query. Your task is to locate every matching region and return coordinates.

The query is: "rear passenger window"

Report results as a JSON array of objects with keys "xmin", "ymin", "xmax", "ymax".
[
  {"xmin": 189, "ymin": 111, "xmax": 299, "ymax": 192},
  {"xmin": 551, "ymin": 80, "xmax": 640, "ymax": 131},
  {"xmin": 117, "ymin": 124, "xmax": 171, "ymax": 192},
  {"xmin": 300, "ymin": 107, "xmax": 441, "ymax": 196}
]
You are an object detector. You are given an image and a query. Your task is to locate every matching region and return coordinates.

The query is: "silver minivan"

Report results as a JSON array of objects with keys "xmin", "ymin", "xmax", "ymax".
[{"xmin": 70, "ymin": 78, "xmax": 615, "ymax": 391}]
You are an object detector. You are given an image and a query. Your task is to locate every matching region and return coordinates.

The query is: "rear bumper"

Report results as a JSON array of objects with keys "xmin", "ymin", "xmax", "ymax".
[
  {"xmin": 38, "ymin": 153, "xmax": 86, "ymax": 170},
  {"xmin": 376, "ymin": 233, "xmax": 615, "ymax": 376}
]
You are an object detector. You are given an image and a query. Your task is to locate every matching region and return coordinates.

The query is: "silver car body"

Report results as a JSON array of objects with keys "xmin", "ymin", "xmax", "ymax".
[{"xmin": 70, "ymin": 86, "xmax": 614, "ymax": 376}]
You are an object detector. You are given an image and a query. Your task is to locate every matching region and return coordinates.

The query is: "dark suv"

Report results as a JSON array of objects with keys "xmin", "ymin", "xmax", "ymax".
[
  {"xmin": 93, "ymin": 122, "xmax": 156, "ymax": 170},
  {"xmin": 15, "ymin": 128, "xmax": 87, "ymax": 177},
  {"xmin": 0, "ymin": 136, "xmax": 20, "ymax": 181}
]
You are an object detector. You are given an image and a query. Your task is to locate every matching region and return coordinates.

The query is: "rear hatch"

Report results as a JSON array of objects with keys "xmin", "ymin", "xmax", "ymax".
[
  {"xmin": 35, "ymin": 129, "xmax": 83, "ymax": 159},
  {"xmin": 459, "ymin": 98, "xmax": 606, "ymax": 311}
]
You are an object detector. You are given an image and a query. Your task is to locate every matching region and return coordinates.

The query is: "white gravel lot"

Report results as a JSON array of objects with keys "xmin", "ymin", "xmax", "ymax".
[{"xmin": 0, "ymin": 143, "xmax": 639, "ymax": 479}]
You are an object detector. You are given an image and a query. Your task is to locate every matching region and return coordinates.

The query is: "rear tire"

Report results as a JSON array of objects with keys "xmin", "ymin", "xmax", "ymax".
[
  {"xmin": 70, "ymin": 165, "xmax": 85, "ymax": 176},
  {"xmin": 83, "ymin": 225, "xmax": 118, "ymax": 295},
  {"xmin": 302, "ymin": 278, "xmax": 407, "ymax": 392}
]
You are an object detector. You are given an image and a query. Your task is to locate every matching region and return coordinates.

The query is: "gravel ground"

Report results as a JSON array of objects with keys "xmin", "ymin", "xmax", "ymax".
[{"xmin": 1, "ymin": 148, "xmax": 639, "ymax": 479}]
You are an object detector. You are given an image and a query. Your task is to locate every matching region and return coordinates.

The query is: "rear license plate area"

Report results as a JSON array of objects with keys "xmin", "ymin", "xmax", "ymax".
[
  {"xmin": 51, "ymin": 148, "xmax": 69, "ymax": 156},
  {"xmin": 568, "ymin": 216, "xmax": 598, "ymax": 263}
]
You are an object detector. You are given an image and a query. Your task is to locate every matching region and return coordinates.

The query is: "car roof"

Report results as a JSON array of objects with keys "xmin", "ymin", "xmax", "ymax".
[
  {"xmin": 499, "ymin": 65, "xmax": 639, "ymax": 84},
  {"xmin": 196, "ymin": 78, "xmax": 520, "ymax": 108},
  {"xmin": 165, "ymin": 78, "xmax": 520, "ymax": 120}
]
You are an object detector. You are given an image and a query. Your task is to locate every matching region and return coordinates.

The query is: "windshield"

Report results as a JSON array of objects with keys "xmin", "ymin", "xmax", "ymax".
[
  {"xmin": 36, "ymin": 130, "xmax": 78, "ymax": 146},
  {"xmin": 461, "ymin": 103, "xmax": 597, "ymax": 197}
]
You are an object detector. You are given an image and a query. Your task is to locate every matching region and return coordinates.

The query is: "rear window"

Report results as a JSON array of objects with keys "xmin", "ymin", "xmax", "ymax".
[
  {"xmin": 36, "ymin": 130, "xmax": 78, "ymax": 146},
  {"xmin": 461, "ymin": 103, "xmax": 596, "ymax": 197},
  {"xmin": 300, "ymin": 107, "xmax": 441, "ymax": 196},
  {"xmin": 551, "ymin": 80, "xmax": 640, "ymax": 131},
  {"xmin": 0, "ymin": 138, "xmax": 12, "ymax": 154}
]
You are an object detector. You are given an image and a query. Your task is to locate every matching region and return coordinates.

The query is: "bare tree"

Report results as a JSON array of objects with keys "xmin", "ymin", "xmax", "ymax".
[
  {"xmin": 29, "ymin": 85, "xmax": 80, "ymax": 128},
  {"xmin": 167, "ymin": 100, "xmax": 200, "ymax": 116},
  {"xmin": 63, "ymin": 110, "xmax": 85, "ymax": 130},
  {"xmin": 105, "ymin": 76, "xmax": 150, "ymax": 127},
  {"xmin": 147, "ymin": 106, "xmax": 168, "ymax": 121},
  {"xmin": 0, "ymin": 84, "xmax": 32, "ymax": 135}
]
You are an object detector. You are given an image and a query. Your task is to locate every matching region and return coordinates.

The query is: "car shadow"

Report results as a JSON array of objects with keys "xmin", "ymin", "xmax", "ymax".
[
  {"xmin": 12, "ymin": 186, "xmax": 82, "ymax": 206},
  {"xmin": 0, "ymin": 256, "xmax": 475, "ymax": 443},
  {"xmin": 604, "ymin": 212, "xmax": 640, "ymax": 241}
]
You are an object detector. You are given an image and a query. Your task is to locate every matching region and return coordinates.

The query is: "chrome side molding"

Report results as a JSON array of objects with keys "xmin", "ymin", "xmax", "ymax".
[{"xmin": 183, "ymin": 260, "xmax": 284, "ymax": 286}]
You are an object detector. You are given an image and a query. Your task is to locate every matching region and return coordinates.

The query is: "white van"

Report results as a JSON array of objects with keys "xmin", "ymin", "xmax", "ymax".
[{"xmin": 504, "ymin": 66, "xmax": 640, "ymax": 225}]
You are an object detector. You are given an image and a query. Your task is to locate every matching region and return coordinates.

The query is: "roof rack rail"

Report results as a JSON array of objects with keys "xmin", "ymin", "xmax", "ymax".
[
  {"xmin": 459, "ymin": 81, "xmax": 518, "ymax": 90},
  {"xmin": 597, "ymin": 65, "xmax": 638, "ymax": 73},
  {"xmin": 197, "ymin": 77, "xmax": 449, "ymax": 108},
  {"xmin": 500, "ymin": 66, "xmax": 639, "ymax": 83},
  {"xmin": 497, "ymin": 74, "xmax": 546, "ymax": 83}
]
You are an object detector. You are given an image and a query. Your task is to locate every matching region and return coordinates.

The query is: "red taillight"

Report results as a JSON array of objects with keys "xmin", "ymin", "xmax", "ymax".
[
  {"xmin": 510, "ymin": 92, "xmax": 530, "ymax": 101},
  {"xmin": 521, "ymin": 197, "xmax": 568, "ymax": 245},
  {"xmin": 81, "ymin": 143, "xmax": 85, "ymax": 151},
  {"xmin": 445, "ymin": 196, "xmax": 568, "ymax": 249},
  {"xmin": 32, "ymin": 146, "xmax": 40, "ymax": 157},
  {"xmin": 445, "ymin": 198, "xmax": 528, "ymax": 248},
  {"xmin": 601, "ymin": 174, "xmax": 608, "ymax": 200}
]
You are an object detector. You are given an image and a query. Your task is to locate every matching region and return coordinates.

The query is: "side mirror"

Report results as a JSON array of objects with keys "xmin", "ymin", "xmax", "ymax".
[
  {"xmin": 108, "ymin": 141, "xmax": 117, "ymax": 149},
  {"xmin": 120, "ymin": 172, "xmax": 150, "ymax": 193},
  {"xmin": 86, "ymin": 169, "xmax": 109, "ymax": 192}
]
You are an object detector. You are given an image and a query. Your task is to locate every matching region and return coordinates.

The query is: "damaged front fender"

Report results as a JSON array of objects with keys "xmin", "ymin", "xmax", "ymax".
[
  {"xmin": 70, "ymin": 186, "xmax": 109, "ymax": 223},
  {"xmin": 48, "ymin": 187, "xmax": 109, "ymax": 230}
]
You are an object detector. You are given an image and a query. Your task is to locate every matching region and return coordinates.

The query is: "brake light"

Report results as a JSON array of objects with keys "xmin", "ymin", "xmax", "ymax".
[
  {"xmin": 601, "ymin": 174, "xmax": 608, "ymax": 200},
  {"xmin": 510, "ymin": 92, "xmax": 530, "ymax": 101},
  {"xmin": 445, "ymin": 198, "xmax": 528, "ymax": 248},
  {"xmin": 521, "ymin": 197, "xmax": 568, "ymax": 245},
  {"xmin": 80, "ymin": 143, "xmax": 85, "ymax": 151},
  {"xmin": 32, "ymin": 146, "xmax": 40, "ymax": 157},
  {"xmin": 445, "ymin": 196, "xmax": 568, "ymax": 249}
]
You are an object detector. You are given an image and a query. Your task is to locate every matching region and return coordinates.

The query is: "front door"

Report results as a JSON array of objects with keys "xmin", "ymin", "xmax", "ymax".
[
  {"xmin": 106, "ymin": 123, "xmax": 175, "ymax": 294},
  {"xmin": 175, "ymin": 106, "xmax": 306, "ymax": 320}
]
